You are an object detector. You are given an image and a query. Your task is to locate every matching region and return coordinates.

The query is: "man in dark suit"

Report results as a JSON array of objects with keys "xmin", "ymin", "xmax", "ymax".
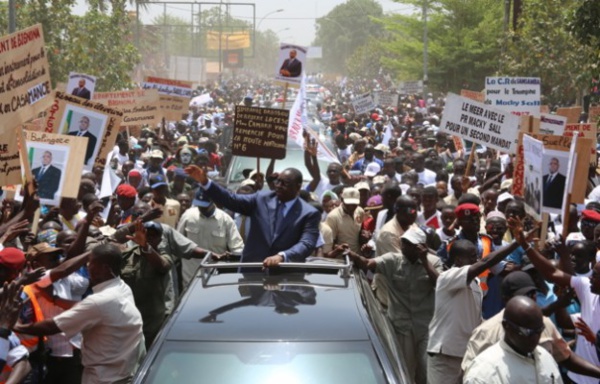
[
  {"xmin": 542, "ymin": 157, "xmax": 566, "ymax": 209},
  {"xmin": 68, "ymin": 116, "xmax": 97, "ymax": 165},
  {"xmin": 279, "ymin": 49, "xmax": 302, "ymax": 78},
  {"xmin": 32, "ymin": 151, "xmax": 62, "ymax": 199},
  {"xmin": 71, "ymin": 79, "xmax": 91, "ymax": 100},
  {"xmin": 185, "ymin": 165, "xmax": 320, "ymax": 267}
]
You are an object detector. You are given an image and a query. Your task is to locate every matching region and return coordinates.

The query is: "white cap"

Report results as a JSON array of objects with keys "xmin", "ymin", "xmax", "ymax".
[
  {"xmin": 401, "ymin": 227, "xmax": 427, "ymax": 245},
  {"xmin": 341, "ymin": 188, "xmax": 360, "ymax": 205},
  {"xmin": 364, "ymin": 162, "xmax": 381, "ymax": 177}
]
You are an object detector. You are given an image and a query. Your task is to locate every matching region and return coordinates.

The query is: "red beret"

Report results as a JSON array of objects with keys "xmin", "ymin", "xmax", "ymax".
[
  {"xmin": 337, "ymin": 118, "xmax": 346, "ymax": 124},
  {"xmin": 582, "ymin": 209, "xmax": 600, "ymax": 223},
  {"xmin": 0, "ymin": 248, "xmax": 25, "ymax": 271},
  {"xmin": 455, "ymin": 203, "xmax": 480, "ymax": 219},
  {"xmin": 116, "ymin": 184, "xmax": 137, "ymax": 198}
]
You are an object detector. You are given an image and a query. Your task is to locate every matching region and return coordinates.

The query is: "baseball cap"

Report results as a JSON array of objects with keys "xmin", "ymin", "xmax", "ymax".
[
  {"xmin": 497, "ymin": 192, "xmax": 514, "ymax": 204},
  {"xmin": 149, "ymin": 175, "xmax": 168, "ymax": 189},
  {"xmin": 501, "ymin": 271, "xmax": 537, "ymax": 298},
  {"xmin": 150, "ymin": 149, "xmax": 164, "ymax": 159},
  {"xmin": 355, "ymin": 181, "xmax": 371, "ymax": 191},
  {"xmin": 401, "ymin": 227, "xmax": 427, "ymax": 245},
  {"xmin": 364, "ymin": 162, "xmax": 381, "ymax": 177},
  {"xmin": 192, "ymin": 188, "xmax": 213, "ymax": 207},
  {"xmin": 341, "ymin": 188, "xmax": 360, "ymax": 205},
  {"xmin": 26, "ymin": 242, "xmax": 62, "ymax": 260},
  {"xmin": 371, "ymin": 113, "xmax": 381, "ymax": 121},
  {"xmin": 0, "ymin": 248, "xmax": 25, "ymax": 271},
  {"xmin": 240, "ymin": 179, "xmax": 256, "ymax": 187}
]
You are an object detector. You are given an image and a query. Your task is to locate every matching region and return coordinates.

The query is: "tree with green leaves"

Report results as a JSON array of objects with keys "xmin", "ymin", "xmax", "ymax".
[
  {"xmin": 313, "ymin": 0, "xmax": 384, "ymax": 74},
  {"xmin": 0, "ymin": 0, "xmax": 139, "ymax": 91},
  {"xmin": 377, "ymin": 0, "xmax": 503, "ymax": 92},
  {"xmin": 502, "ymin": 0, "xmax": 598, "ymax": 105}
]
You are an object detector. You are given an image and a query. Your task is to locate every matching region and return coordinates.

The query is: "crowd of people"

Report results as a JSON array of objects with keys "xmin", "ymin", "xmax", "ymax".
[{"xmin": 0, "ymin": 75, "xmax": 600, "ymax": 384}]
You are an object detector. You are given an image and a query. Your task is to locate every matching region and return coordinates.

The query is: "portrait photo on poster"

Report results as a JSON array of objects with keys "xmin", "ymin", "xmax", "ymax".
[
  {"xmin": 541, "ymin": 149, "xmax": 569, "ymax": 213},
  {"xmin": 67, "ymin": 72, "xmax": 97, "ymax": 101},
  {"xmin": 275, "ymin": 44, "xmax": 307, "ymax": 85},
  {"xmin": 524, "ymin": 164, "xmax": 542, "ymax": 220},
  {"xmin": 58, "ymin": 105, "xmax": 107, "ymax": 170},
  {"xmin": 25, "ymin": 143, "xmax": 70, "ymax": 206}
]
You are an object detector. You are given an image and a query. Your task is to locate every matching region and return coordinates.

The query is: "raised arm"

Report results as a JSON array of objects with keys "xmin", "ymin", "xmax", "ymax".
[
  {"xmin": 467, "ymin": 241, "xmax": 519, "ymax": 284},
  {"xmin": 510, "ymin": 217, "xmax": 572, "ymax": 287},
  {"xmin": 304, "ymin": 136, "xmax": 321, "ymax": 192}
]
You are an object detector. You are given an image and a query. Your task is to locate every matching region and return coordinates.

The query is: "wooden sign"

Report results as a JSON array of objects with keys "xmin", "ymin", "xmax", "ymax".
[
  {"xmin": 0, "ymin": 127, "xmax": 24, "ymax": 186},
  {"xmin": 513, "ymin": 132, "xmax": 592, "ymax": 204},
  {"xmin": 556, "ymin": 106, "xmax": 582, "ymax": 124},
  {"xmin": 563, "ymin": 123, "xmax": 597, "ymax": 165},
  {"xmin": 142, "ymin": 76, "xmax": 192, "ymax": 121},
  {"xmin": 24, "ymin": 131, "xmax": 87, "ymax": 203},
  {"xmin": 43, "ymin": 91, "xmax": 123, "ymax": 171},
  {"xmin": 0, "ymin": 24, "xmax": 52, "ymax": 128},
  {"xmin": 93, "ymin": 89, "xmax": 160, "ymax": 127},
  {"xmin": 233, "ymin": 105, "xmax": 288, "ymax": 159}
]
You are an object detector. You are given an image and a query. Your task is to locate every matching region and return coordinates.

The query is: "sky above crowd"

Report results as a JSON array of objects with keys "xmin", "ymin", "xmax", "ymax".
[{"xmin": 75, "ymin": 0, "xmax": 416, "ymax": 46}]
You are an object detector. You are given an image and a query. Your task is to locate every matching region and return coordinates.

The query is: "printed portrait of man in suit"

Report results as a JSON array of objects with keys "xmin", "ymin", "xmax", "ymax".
[
  {"xmin": 32, "ymin": 151, "xmax": 62, "ymax": 199},
  {"xmin": 71, "ymin": 78, "xmax": 91, "ymax": 100},
  {"xmin": 279, "ymin": 49, "xmax": 302, "ymax": 78},
  {"xmin": 68, "ymin": 116, "xmax": 97, "ymax": 165},
  {"xmin": 542, "ymin": 157, "xmax": 566, "ymax": 209}
]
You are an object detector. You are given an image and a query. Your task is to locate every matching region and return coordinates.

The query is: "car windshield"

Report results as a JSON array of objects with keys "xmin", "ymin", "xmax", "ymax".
[
  {"xmin": 142, "ymin": 341, "xmax": 388, "ymax": 384},
  {"xmin": 226, "ymin": 149, "xmax": 333, "ymax": 186}
]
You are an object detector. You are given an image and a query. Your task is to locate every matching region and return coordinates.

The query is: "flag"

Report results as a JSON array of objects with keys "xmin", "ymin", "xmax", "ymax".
[
  {"xmin": 287, "ymin": 76, "xmax": 340, "ymax": 165},
  {"xmin": 382, "ymin": 120, "xmax": 393, "ymax": 147}
]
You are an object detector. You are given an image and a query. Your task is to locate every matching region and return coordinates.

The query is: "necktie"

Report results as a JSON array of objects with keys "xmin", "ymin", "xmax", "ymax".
[
  {"xmin": 273, "ymin": 201, "xmax": 284, "ymax": 237},
  {"xmin": 38, "ymin": 167, "xmax": 45, "ymax": 179}
]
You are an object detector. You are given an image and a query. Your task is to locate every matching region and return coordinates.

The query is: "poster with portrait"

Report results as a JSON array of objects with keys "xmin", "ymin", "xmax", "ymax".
[
  {"xmin": 43, "ymin": 91, "xmax": 123, "ymax": 171},
  {"xmin": 522, "ymin": 134, "xmax": 543, "ymax": 220},
  {"xmin": 275, "ymin": 43, "xmax": 307, "ymax": 86},
  {"xmin": 540, "ymin": 148, "xmax": 570, "ymax": 215},
  {"xmin": 26, "ymin": 143, "xmax": 68, "ymax": 206},
  {"xmin": 67, "ymin": 72, "xmax": 97, "ymax": 101}
]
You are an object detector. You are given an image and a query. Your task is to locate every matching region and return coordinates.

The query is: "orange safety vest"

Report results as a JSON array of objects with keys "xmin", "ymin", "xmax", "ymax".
[
  {"xmin": 446, "ymin": 235, "xmax": 493, "ymax": 295},
  {"xmin": 17, "ymin": 286, "xmax": 45, "ymax": 353}
]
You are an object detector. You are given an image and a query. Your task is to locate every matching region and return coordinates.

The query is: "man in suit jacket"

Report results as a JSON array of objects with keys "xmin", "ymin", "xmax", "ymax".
[
  {"xmin": 279, "ymin": 50, "xmax": 302, "ymax": 78},
  {"xmin": 68, "ymin": 116, "xmax": 97, "ymax": 165},
  {"xmin": 32, "ymin": 151, "xmax": 62, "ymax": 199},
  {"xmin": 542, "ymin": 157, "xmax": 566, "ymax": 209},
  {"xmin": 71, "ymin": 79, "xmax": 91, "ymax": 100},
  {"xmin": 186, "ymin": 165, "xmax": 320, "ymax": 267}
]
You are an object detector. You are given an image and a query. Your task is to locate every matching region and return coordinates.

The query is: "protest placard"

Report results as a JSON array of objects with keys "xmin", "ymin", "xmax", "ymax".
[
  {"xmin": 23, "ymin": 131, "xmax": 87, "ymax": 204},
  {"xmin": 93, "ymin": 89, "xmax": 160, "ymax": 127},
  {"xmin": 556, "ymin": 106, "xmax": 582, "ymax": 124},
  {"xmin": 352, "ymin": 93, "xmax": 375, "ymax": 115},
  {"xmin": 398, "ymin": 80, "xmax": 423, "ymax": 95},
  {"xmin": 373, "ymin": 92, "xmax": 399, "ymax": 108},
  {"xmin": 589, "ymin": 106, "xmax": 600, "ymax": 124},
  {"xmin": 512, "ymin": 132, "xmax": 591, "ymax": 205},
  {"xmin": 67, "ymin": 72, "xmax": 96, "ymax": 100},
  {"xmin": 485, "ymin": 77, "xmax": 541, "ymax": 116},
  {"xmin": 460, "ymin": 89, "xmax": 485, "ymax": 103},
  {"xmin": 563, "ymin": 123, "xmax": 597, "ymax": 164},
  {"xmin": 0, "ymin": 24, "xmax": 52, "ymax": 128},
  {"xmin": 0, "ymin": 127, "xmax": 24, "ymax": 187},
  {"xmin": 233, "ymin": 106, "xmax": 288, "ymax": 159},
  {"xmin": 142, "ymin": 76, "xmax": 193, "ymax": 121},
  {"xmin": 43, "ymin": 91, "xmax": 123, "ymax": 171},
  {"xmin": 275, "ymin": 43, "xmax": 307, "ymax": 86},
  {"xmin": 522, "ymin": 134, "xmax": 543, "ymax": 221},
  {"xmin": 439, "ymin": 93, "xmax": 520, "ymax": 154},
  {"xmin": 539, "ymin": 113, "xmax": 567, "ymax": 136}
]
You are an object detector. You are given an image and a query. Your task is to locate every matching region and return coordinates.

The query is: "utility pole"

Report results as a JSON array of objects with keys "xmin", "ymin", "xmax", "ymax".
[
  {"xmin": 422, "ymin": 0, "xmax": 428, "ymax": 98},
  {"xmin": 8, "ymin": 0, "xmax": 16, "ymax": 33}
]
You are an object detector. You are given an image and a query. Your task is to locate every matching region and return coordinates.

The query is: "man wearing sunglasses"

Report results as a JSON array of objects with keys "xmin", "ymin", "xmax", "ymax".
[
  {"xmin": 185, "ymin": 165, "xmax": 320, "ymax": 268},
  {"xmin": 463, "ymin": 296, "xmax": 562, "ymax": 383}
]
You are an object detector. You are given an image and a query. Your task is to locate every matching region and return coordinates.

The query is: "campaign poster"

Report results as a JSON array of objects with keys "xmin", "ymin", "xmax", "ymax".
[
  {"xmin": 485, "ymin": 77, "xmax": 541, "ymax": 116},
  {"xmin": 522, "ymin": 134, "xmax": 543, "ymax": 220},
  {"xmin": 275, "ymin": 43, "xmax": 307, "ymax": 86},
  {"xmin": 67, "ymin": 72, "xmax": 97, "ymax": 100}
]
